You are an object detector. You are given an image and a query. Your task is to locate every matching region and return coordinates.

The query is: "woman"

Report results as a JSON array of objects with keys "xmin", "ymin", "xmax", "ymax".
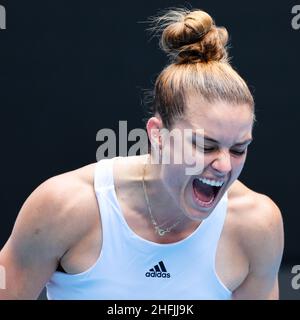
[{"xmin": 0, "ymin": 8, "xmax": 283, "ymax": 300}]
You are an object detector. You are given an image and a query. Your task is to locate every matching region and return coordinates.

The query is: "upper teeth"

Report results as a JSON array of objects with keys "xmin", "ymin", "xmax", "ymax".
[{"xmin": 197, "ymin": 177, "xmax": 224, "ymax": 187}]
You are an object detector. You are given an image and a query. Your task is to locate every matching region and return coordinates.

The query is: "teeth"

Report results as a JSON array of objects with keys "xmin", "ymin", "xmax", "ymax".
[{"xmin": 197, "ymin": 177, "xmax": 224, "ymax": 187}]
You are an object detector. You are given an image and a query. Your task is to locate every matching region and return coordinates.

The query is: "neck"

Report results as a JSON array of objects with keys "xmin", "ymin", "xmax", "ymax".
[{"xmin": 140, "ymin": 154, "xmax": 200, "ymax": 235}]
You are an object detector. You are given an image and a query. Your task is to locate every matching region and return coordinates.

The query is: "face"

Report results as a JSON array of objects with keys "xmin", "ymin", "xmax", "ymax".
[{"xmin": 158, "ymin": 95, "xmax": 254, "ymax": 221}]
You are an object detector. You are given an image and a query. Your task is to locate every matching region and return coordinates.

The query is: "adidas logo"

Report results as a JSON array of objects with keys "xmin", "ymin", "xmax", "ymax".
[{"xmin": 145, "ymin": 261, "xmax": 170, "ymax": 278}]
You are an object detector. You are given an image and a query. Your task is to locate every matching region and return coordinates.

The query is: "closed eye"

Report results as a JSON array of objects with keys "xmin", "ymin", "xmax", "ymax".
[
  {"xmin": 230, "ymin": 149, "xmax": 247, "ymax": 156},
  {"xmin": 193, "ymin": 143, "xmax": 247, "ymax": 156}
]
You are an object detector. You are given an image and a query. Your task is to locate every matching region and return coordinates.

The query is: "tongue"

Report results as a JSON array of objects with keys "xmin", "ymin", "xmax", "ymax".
[{"xmin": 193, "ymin": 179, "xmax": 215, "ymax": 203}]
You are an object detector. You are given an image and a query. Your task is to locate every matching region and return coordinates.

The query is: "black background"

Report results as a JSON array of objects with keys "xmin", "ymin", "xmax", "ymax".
[{"xmin": 0, "ymin": 0, "xmax": 299, "ymax": 297}]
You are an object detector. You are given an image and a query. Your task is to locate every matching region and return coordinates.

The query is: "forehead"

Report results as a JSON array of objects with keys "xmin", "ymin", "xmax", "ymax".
[{"xmin": 179, "ymin": 94, "xmax": 254, "ymax": 142}]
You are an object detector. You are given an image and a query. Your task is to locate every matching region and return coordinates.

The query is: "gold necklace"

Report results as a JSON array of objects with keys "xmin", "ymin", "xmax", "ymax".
[{"xmin": 142, "ymin": 156, "xmax": 183, "ymax": 236}]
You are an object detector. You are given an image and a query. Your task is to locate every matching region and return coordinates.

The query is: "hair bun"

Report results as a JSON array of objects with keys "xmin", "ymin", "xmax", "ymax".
[{"xmin": 156, "ymin": 9, "xmax": 229, "ymax": 63}]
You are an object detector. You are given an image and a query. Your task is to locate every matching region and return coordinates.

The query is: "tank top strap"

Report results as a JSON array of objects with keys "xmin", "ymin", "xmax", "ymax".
[{"xmin": 94, "ymin": 158, "xmax": 115, "ymax": 192}]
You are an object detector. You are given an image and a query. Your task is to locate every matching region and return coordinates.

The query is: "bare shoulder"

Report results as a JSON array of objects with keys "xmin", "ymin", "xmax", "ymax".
[
  {"xmin": 11, "ymin": 163, "xmax": 98, "ymax": 255},
  {"xmin": 226, "ymin": 180, "xmax": 284, "ymax": 299},
  {"xmin": 40, "ymin": 162, "xmax": 98, "ymax": 236},
  {"xmin": 0, "ymin": 163, "xmax": 98, "ymax": 299},
  {"xmin": 227, "ymin": 180, "xmax": 284, "ymax": 269},
  {"xmin": 228, "ymin": 180, "xmax": 283, "ymax": 233}
]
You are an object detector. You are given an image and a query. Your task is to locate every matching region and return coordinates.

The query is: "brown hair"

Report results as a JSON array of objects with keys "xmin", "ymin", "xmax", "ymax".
[{"xmin": 146, "ymin": 8, "xmax": 255, "ymax": 128}]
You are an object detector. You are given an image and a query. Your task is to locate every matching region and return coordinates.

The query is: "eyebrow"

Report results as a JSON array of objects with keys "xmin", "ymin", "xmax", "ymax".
[{"xmin": 192, "ymin": 133, "xmax": 253, "ymax": 146}]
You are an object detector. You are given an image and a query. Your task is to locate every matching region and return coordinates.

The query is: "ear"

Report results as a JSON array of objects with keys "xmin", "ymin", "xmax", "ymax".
[{"xmin": 146, "ymin": 116, "xmax": 163, "ymax": 148}]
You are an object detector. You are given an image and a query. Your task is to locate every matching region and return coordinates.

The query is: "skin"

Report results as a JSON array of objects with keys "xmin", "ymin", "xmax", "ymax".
[{"xmin": 0, "ymin": 96, "xmax": 284, "ymax": 300}]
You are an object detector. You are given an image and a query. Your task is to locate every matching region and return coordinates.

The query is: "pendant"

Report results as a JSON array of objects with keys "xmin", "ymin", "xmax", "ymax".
[{"xmin": 156, "ymin": 227, "xmax": 167, "ymax": 236}]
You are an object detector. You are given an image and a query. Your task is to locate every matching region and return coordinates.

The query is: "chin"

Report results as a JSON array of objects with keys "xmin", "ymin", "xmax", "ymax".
[{"xmin": 183, "ymin": 206, "xmax": 212, "ymax": 221}]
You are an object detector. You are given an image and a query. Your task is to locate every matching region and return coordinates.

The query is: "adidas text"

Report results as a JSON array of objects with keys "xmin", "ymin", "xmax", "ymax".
[{"xmin": 145, "ymin": 271, "xmax": 170, "ymax": 278}]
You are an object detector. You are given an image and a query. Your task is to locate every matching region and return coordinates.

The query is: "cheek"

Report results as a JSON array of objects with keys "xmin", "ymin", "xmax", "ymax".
[
  {"xmin": 231, "ymin": 157, "xmax": 247, "ymax": 175},
  {"xmin": 182, "ymin": 147, "xmax": 206, "ymax": 175},
  {"xmin": 161, "ymin": 165, "xmax": 190, "ymax": 193},
  {"xmin": 200, "ymin": 153, "xmax": 246, "ymax": 178}
]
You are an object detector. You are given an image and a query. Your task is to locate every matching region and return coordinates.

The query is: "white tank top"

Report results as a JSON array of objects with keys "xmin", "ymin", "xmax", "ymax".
[{"xmin": 46, "ymin": 157, "xmax": 232, "ymax": 300}]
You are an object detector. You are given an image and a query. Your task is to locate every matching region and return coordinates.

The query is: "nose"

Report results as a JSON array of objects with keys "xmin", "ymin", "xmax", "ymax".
[{"xmin": 210, "ymin": 149, "xmax": 232, "ymax": 175}]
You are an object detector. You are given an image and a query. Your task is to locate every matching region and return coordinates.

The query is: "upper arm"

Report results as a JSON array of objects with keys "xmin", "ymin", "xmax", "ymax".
[
  {"xmin": 232, "ymin": 195, "xmax": 284, "ymax": 300},
  {"xmin": 0, "ymin": 178, "xmax": 75, "ymax": 299}
]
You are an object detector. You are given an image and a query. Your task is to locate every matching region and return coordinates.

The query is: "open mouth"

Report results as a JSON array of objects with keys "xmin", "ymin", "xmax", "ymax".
[{"xmin": 192, "ymin": 177, "xmax": 224, "ymax": 208}]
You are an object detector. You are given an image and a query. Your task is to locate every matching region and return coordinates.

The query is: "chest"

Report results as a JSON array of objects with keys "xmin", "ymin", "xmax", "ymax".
[{"xmin": 60, "ymin": 198, "xmax": 249, "ymax": 293}]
